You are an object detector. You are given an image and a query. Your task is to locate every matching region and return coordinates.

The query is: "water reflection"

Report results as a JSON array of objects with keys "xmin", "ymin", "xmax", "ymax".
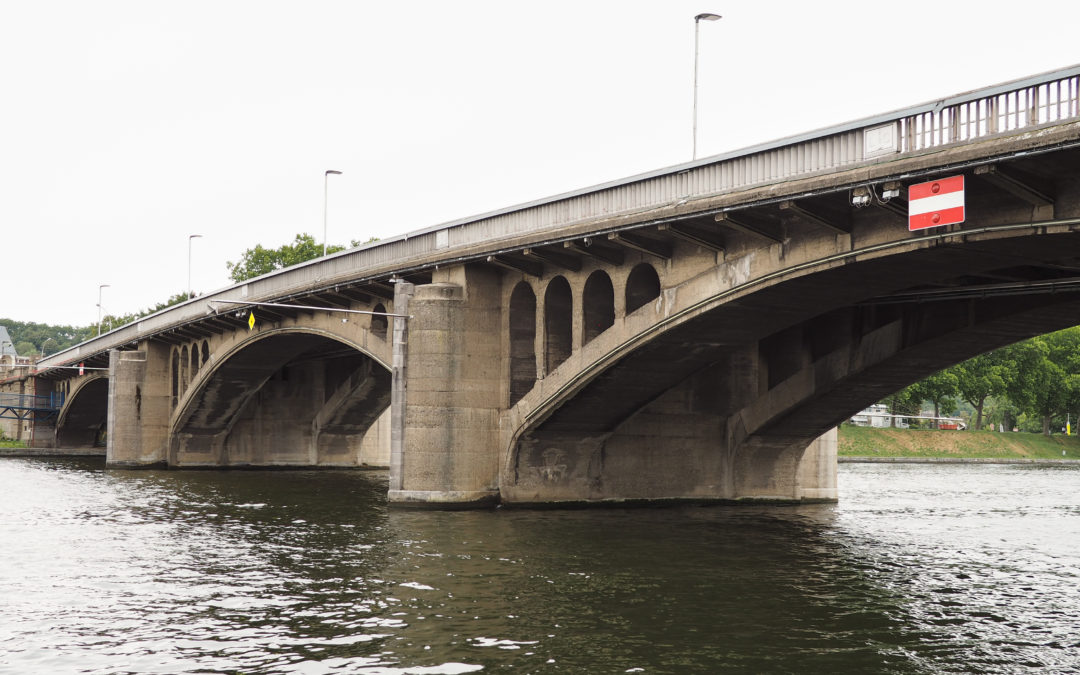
[{"xmin": 0, "ymin": 458, "xmax": 1077, "ymax": 673}]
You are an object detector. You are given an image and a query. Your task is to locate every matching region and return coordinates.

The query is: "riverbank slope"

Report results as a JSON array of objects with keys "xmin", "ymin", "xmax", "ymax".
[{"xmin": 839, "ymin": 425, "xmax": 1080, "ymax": 460}]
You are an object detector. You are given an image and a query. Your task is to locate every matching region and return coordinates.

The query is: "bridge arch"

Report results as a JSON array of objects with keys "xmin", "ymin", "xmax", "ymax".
[
  {"xmin": 501, "ymin": 224, "xmax": 1080, "ymax": 505},
  {"xmin": 170, "ymin": 327, "xmax": 391, "ymax": 467},
  {"xmin": 56, "ymin": 375, "xmax": 109, "ymax": 449}
]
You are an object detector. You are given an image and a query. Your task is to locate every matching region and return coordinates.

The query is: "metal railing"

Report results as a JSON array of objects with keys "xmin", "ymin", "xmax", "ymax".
[
  {"xmin": 0, "ymin": 392, "xmax": 64, "ymax": 420},
  {"xmin": 901, "ymin": 73, "xmax": 1080, "ymax": 151}
]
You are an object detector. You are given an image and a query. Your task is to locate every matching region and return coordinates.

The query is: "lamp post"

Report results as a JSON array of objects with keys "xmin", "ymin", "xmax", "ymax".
[
  {"xmin": 188, "ymin": 234, "xmax": 202, "ymax": 298},
  {"xmin": 40, "ymin": 337, "xmax": 58, "ymax": 358},
  {"xmin": 323, "ymin": 169, "xmax": 343, "ymax": 256},
  {"xmin": 693, "ymin": 12, "xmax": 722, "ymax": 160},
  {"xmin": 97, "ymin": 284, "xmax": 110, "ymax": 336}
]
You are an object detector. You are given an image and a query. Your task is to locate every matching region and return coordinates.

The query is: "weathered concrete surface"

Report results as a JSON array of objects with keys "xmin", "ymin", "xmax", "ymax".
[
  {"xmin": 107, "ymin": 344, "xmax": 171, "ymax": 467},
  {"xmin": 0, "ymin": 448, "xmax": 104, "ymax": 457},
  {"xmin": 169, "ymin": 324, "xmax": 392, "ymax": 468},
  {"xmin": 389, "ymin": 266, "xmax": 503, "ymax": 506}
]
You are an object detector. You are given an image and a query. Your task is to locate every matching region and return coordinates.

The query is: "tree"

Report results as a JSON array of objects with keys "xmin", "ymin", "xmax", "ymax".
[
  {"xmin": 951, "ymin": 352, "xmax": 1007, "ymax": 430},
  {"xmin": 883, "ymin": 386, "xmax": 921, "ymax": 427},
  {"xmin": 0, "ymin": 318, "xmax": 96, "ymax": 357},
  {"xmin": 1000, "ymin": 337, "xmax": 1063, "ymax": 435},
  {"xmin": 98, "ymin": 292, "xmax": 193, "ymax": 335},
  {"xmin": 226, "ymin": 233, "xmax": 348, "ymax": 282},
  {"xmin": 910, "ymin": 369, "xmax": 959, "ymax": 428}
]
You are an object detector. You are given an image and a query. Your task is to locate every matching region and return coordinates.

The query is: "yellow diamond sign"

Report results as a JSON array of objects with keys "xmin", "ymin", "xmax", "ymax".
[{"xmin": 247, "ymin": 311, "xmax": 255, "ymax": 331}]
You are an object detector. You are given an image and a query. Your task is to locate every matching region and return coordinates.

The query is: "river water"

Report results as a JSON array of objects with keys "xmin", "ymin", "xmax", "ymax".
[{"xmin": 0, "ymin": 459, "xmax": 1077, "ymax": 674}]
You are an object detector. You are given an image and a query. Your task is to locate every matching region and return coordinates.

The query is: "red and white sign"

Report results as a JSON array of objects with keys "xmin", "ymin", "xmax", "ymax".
[
  {"xmin": 78, "ymin": 362, "xmax": 84, "ymax": 376},
  {"xmin": 908, "ymin": 175, "xmax": 965, "ymax": 231}
]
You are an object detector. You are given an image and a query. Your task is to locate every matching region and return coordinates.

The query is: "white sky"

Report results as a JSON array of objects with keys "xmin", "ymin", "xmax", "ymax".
[{"xmin": 3, "ymin": 1, "xmax": 1079, "ymax": 326}]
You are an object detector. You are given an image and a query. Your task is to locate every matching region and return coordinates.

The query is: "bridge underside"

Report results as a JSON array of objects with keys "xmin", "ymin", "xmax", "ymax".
[
  {"xmin": 173, "ymin": 333, "xmax": 389, "ymax": 467},
  {"xmin": 497, "ymin": 145, "xmax": 1080, "ymax": 506},
  {"xmin": 101, "ymin": 332, "xmax": 391, "ymax": 468}
]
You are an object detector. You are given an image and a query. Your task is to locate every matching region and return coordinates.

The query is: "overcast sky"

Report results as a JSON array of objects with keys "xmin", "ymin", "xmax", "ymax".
[{"xmin": 3, "ymin": 1, "xmax": 1079, "ymax": 327}]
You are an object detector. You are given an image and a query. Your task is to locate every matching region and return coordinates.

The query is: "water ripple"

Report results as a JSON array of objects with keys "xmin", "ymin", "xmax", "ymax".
[{"xmin": 1, "ymin": 459, "xmax": 1078, "ymax": 673}]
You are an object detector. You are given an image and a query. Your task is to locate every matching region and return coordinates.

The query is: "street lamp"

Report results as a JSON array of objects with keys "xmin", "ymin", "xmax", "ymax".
[
  {"xmin": 97, "ymin": 284, "xmax": 110, "ymax": 337},
  {"xmin": 40, "ymin": 337, "xmax": 58, "ymax": 357},
  {"xmin": 693, "ymin": 12, "xmax": 722, "ymax": 160},
  {"xmin": 188, "ymin": 234, "xmax": 203, "ymax": 298},
  {"xmin": 323, "ymin": 169, "xmax": 343, "ymax": 257}
]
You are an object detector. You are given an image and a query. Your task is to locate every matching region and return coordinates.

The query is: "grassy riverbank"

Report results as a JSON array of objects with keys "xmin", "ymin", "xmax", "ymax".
[
  {"xmin": 839, "ymin": 425, "xmax": 1080, "ymax": 460},
  {"xmin": 0, "ymin": 439, "xmax": 26, "ymax": 449}
]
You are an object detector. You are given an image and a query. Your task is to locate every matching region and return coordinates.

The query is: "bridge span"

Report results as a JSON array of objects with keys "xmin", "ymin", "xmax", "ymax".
[{"xmin": 11, "ymin": 64, "xmax": 1080, "ymax": 507}]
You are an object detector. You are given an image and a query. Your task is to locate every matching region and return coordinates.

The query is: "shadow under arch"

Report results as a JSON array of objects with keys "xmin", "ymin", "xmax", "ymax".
[
  {"xmin": 56, "ymin": 375, "xmax": 109, "ymax": 449},
  {"xmin": 171, "ymin": 327, "xmax": 390, "ymax": 467}
]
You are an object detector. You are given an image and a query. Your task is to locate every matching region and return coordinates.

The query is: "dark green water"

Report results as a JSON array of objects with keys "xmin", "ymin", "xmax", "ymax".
[{"xmin": 0, "ymin": 459, "xmax": 1077, "ymax": 674}]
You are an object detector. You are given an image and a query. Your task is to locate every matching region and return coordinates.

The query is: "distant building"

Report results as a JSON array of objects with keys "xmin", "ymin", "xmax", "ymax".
[
  {"xmin": 850, "ymin": 404, "xmax": 909, "ymax": 428},
  {"xmin": 1, "ymin": 328, "xmax": 33, "ymax": 441},
  {"xmin": 0, "ymin": 326, "xmax": 16, "ymax": 358}
]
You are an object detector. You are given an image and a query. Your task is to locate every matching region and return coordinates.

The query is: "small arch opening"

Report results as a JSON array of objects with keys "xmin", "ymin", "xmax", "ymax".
[
  {"xmin": 544, "ymin": 276, "xmax": 573, "ymax": 373},
  {"xmin": 583, "ymin": 270, "xmax": 615, "ymax": 345},
  {"xmin": 190, "ymin": 343, "xmax": 200, "ymax": 378},
  {"xmin": 625, "ymin": 263, "xmax": 661, "ymax": 314},
  {"xmin": 509, "ymin": 282, "xmax": 537, "ymax": 406},
  {"xmin": 371, "ymin": 303, "xmax": 388, "ymax": 340},
  {"xmin": 171, "ymin": 349, "xmax": 180, "ymax": 409},
  {"xmin": 180, "ymin": 345, "xmax": 190, "ymax": 395}
]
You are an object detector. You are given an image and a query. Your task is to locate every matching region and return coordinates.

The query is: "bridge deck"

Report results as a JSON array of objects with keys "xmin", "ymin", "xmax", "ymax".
[{"xmin": 35, "ymin": 64, "xmax": 1080, "ymax": 374}]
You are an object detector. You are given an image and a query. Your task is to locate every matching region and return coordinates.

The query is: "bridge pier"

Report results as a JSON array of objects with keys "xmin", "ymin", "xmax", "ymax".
[
  {"xmin": 795, "ymin": 429, "xmax": 837, "ymax": 501},
  {"xmin": 389, "ymin": 265, "xmax": 503, "ymax": 507},
  {"xmin": 107, "ymin": 345, "xmax": 171, "ymax": 467}
]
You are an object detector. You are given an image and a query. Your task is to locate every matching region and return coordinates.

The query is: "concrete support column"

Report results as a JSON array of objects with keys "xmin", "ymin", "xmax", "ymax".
[
  {"xmin": 795, "ymin": 427, "xmax": 838, "ymax": 501},
  {"xmin": 107, "ymin": 343, "xmax": 172, "ymax": 467},
  {"xmin": 389, "ymin": 280, "xmax": 414, "ymax": 491},
  {"xmin": 389, "ymin": 265, "xmax": 502, "ymax": 507}
]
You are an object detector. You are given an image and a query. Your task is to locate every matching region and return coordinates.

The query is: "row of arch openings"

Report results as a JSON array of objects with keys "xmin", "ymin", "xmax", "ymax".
[
  {"xmin": 508, "ymin": 263, "xmax": 660, "ymax": 406},
  {"xmin": 172, "ymin": 341, "xmax": 210, "ymax": 409}
]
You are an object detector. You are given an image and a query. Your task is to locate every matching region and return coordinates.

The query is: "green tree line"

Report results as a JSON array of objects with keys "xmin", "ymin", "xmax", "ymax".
[
  {"xmin": 2, "ymin": 292, "xmax": 193, "ymax": 357},
  {"xmin": 2, "ymin": 233, "xmax": 369, "ymax": 357},
  {"xmin": 882, "ymin": 326, "xmax": 1080, "ymax": 435}
]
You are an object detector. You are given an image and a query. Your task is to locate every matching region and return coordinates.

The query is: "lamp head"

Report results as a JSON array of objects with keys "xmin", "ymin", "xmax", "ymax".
[{"xmin": 695, "ymin": 13, "xmax": 722, "ymax": 22}]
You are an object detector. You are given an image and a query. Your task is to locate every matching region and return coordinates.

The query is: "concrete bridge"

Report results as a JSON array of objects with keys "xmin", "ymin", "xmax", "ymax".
[{"xmin": 10, "ymin": 65, "xmax": 1080, "ymax": 507}]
